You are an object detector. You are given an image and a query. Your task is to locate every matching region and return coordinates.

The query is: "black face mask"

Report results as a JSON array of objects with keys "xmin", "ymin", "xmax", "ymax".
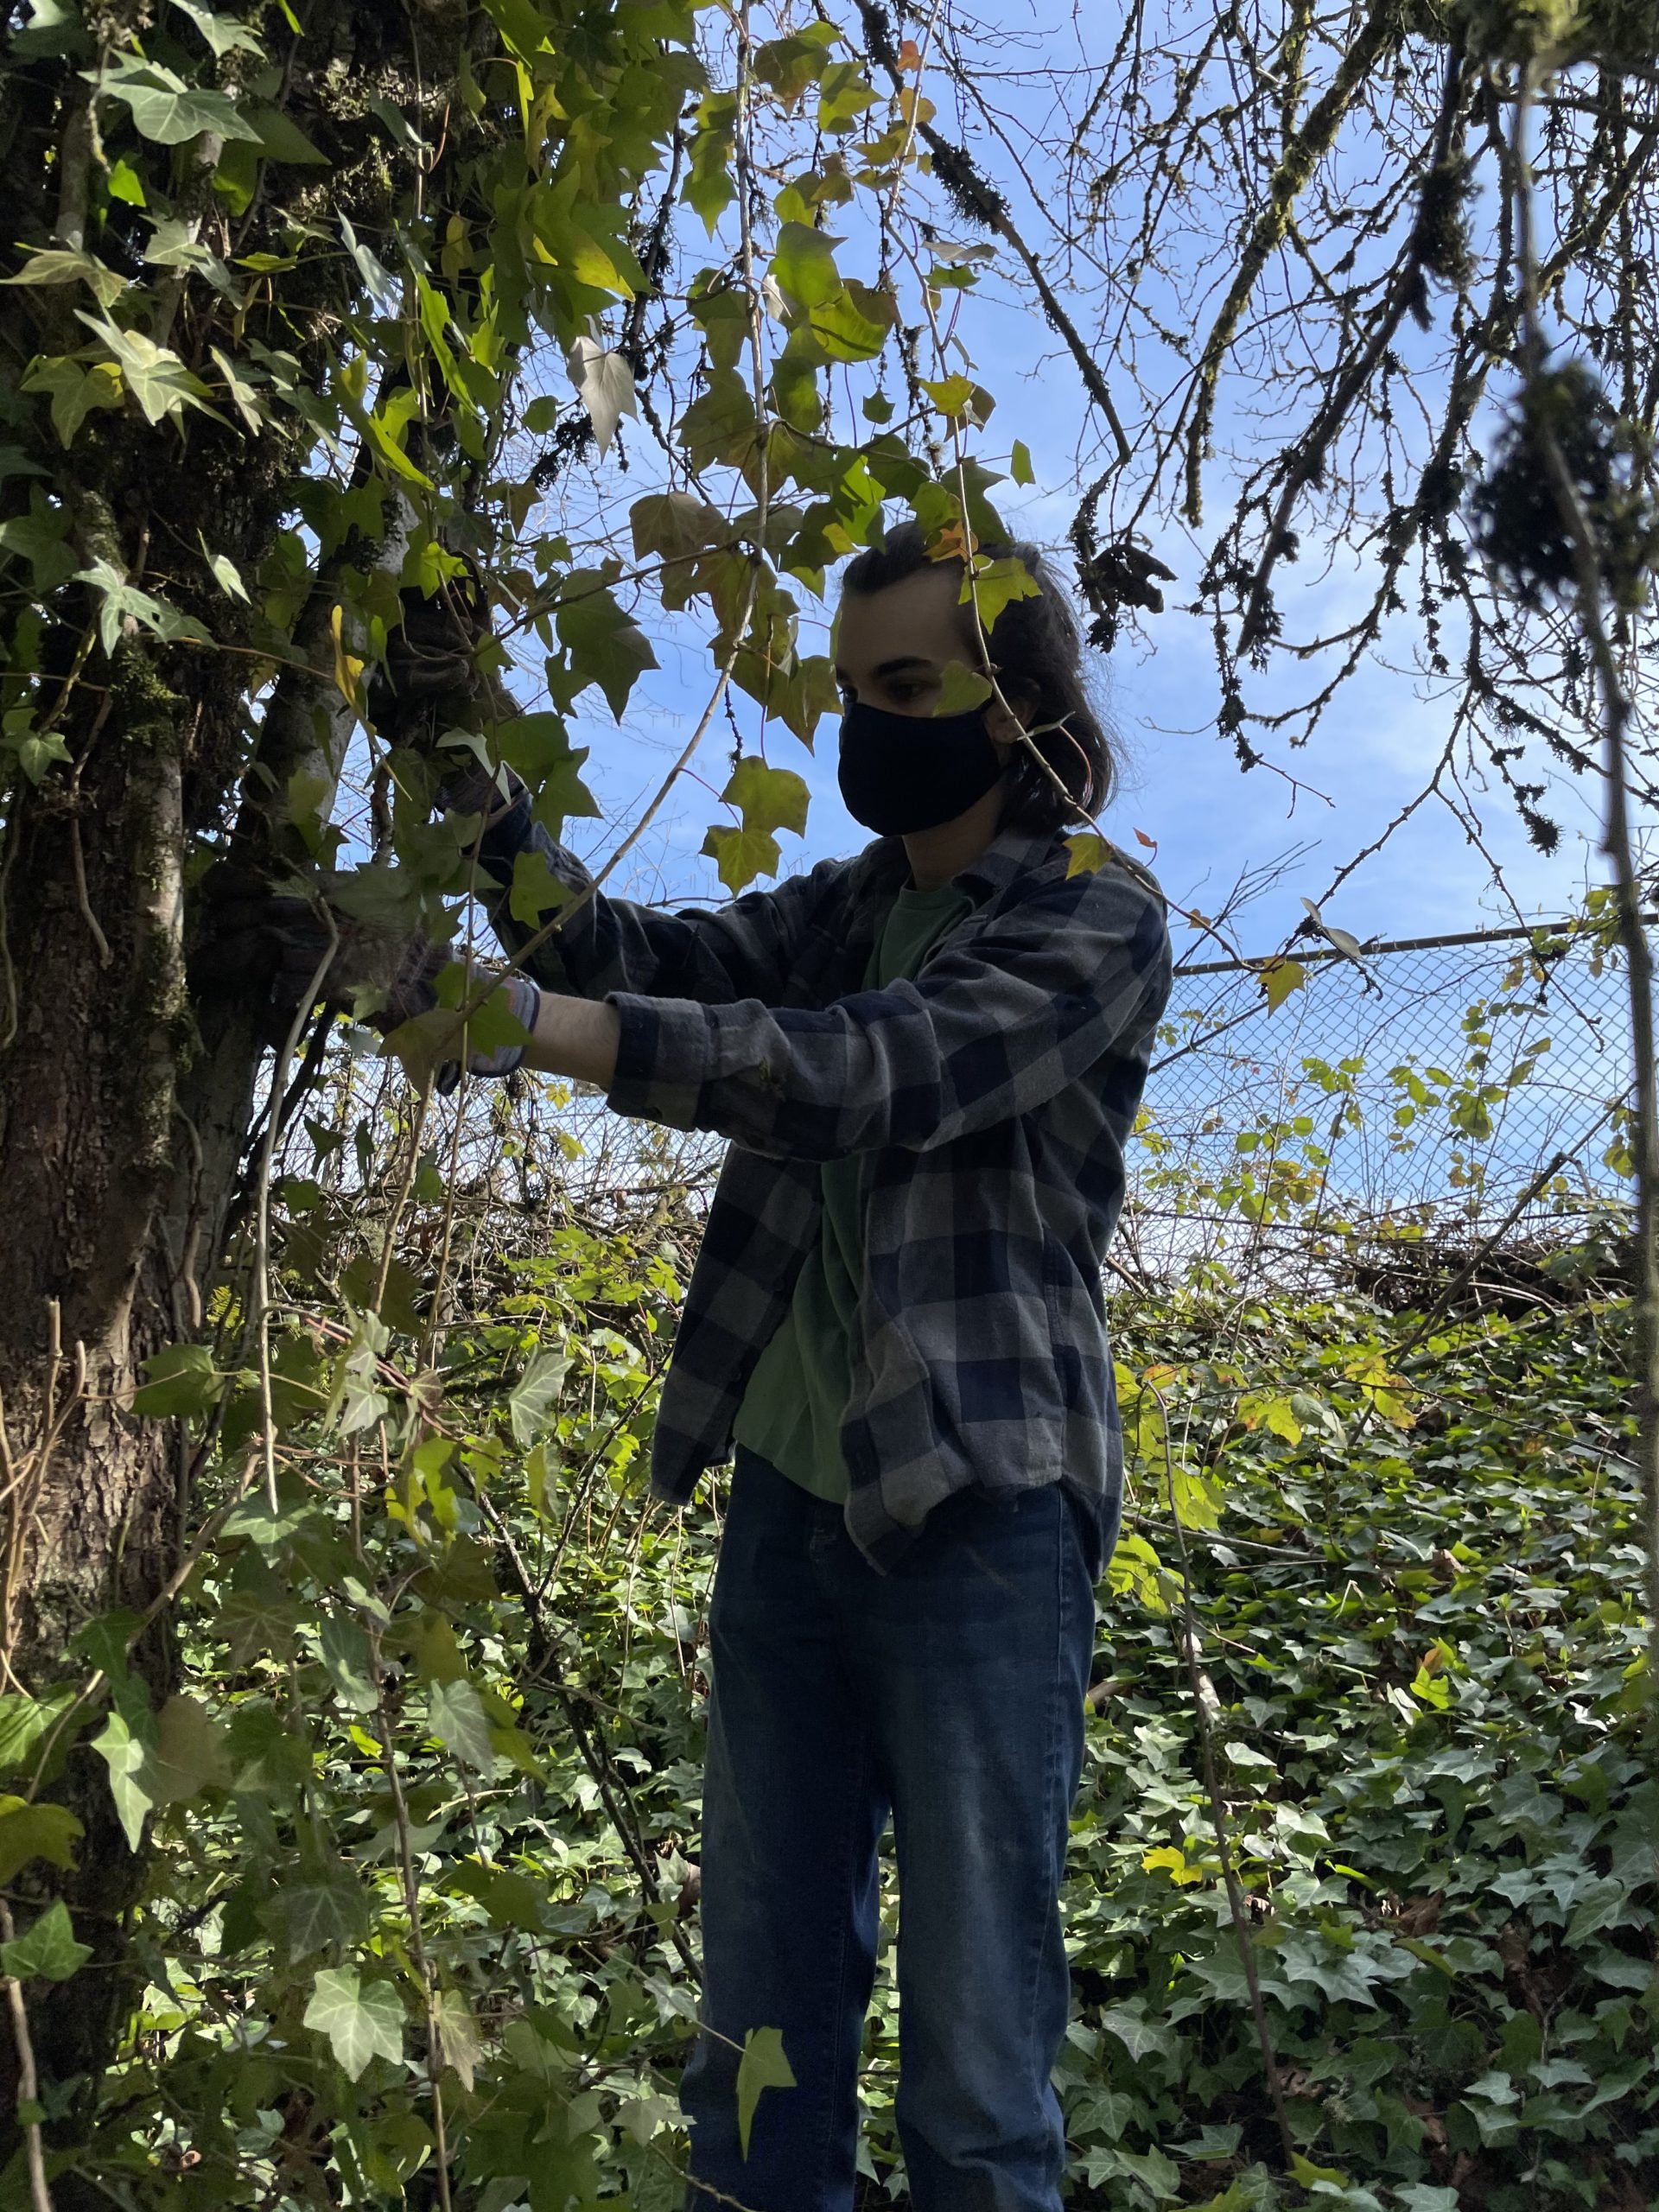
[{"xmin": 837, "ymin": 698, "xmax": 1005, "ymax": 836}]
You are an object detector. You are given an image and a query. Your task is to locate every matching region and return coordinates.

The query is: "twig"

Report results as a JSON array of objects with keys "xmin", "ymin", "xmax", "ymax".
[{"xmin": 0, "ymin": 1901, "xmax": 54, "ymax": 2212}]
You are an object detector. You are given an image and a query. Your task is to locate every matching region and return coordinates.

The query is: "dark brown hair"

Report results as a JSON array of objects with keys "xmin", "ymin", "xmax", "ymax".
[{"xmin": 840, "ymin": 520, "xmax": 1118, "ymax": 833}]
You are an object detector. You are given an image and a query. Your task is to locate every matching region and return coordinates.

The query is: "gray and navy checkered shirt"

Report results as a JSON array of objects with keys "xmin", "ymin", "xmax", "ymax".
[{"xmin": 477, "ymin": 795, "xmax": 1172, "ymax": 1569}]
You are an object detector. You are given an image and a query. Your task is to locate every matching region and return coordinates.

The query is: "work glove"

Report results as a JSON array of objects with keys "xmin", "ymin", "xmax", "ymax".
[
  {"xmin": 193, "ymin": 865, "xmax": 538, "ymax": 1091},
  {"xmin": 366, "ymin": 573, "xmax": 519, "ymax": 826},
  {"xmin": 367, "ymin": 570, "xmax": 491, "ymax": 747}
]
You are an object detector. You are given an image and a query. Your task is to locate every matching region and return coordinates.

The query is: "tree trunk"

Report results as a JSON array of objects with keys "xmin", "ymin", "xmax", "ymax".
[{"xmin": 0, "ymin": 698, "xmax": 194, "ymax": 2169}]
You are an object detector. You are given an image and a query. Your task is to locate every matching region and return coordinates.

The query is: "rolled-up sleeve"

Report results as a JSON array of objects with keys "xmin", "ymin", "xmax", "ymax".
[{"xmin": 604, "ymin": 862, "xmax": 1171, "ymax": 1159}]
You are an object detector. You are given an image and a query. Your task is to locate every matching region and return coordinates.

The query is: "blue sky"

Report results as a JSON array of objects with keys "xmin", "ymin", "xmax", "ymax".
[{"xmin": 526, "ymin": 5, "xmax": 1611, "ymax": 968}]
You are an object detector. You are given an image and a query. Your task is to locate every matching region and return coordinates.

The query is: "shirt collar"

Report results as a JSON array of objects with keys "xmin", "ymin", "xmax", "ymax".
[{"xmin": 845, "ymin": 821, "xmax": 1064, "ymax": 918}]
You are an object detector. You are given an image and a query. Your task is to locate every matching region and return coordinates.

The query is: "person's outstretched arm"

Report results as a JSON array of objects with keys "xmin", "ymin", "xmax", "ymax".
[
  {"xmin": 458, "ymin": 772, "xmax": 832, "ymax": 1010},
  {"xmin": 375, "ymin": 582, "xmax": 827, "ymax": 1010},
  {"xmin": 520, "ymin": 857, "xmax": 1172, "ymax": 1154}
]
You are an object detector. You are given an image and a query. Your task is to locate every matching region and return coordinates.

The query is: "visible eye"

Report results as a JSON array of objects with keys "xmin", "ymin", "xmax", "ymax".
[{"xmin": 885, "ymin": 680, "xmax": 931, "ymax": 705}]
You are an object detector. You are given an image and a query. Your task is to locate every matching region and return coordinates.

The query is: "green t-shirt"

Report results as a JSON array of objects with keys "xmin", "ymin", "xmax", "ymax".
[{"xmin": 732, "ymin": 880, "xmax": 975, "ymax": 1502}]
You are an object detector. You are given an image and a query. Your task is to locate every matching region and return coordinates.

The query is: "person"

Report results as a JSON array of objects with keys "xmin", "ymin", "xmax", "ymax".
[{"xmin": 210, "ymin": 522, "xmax": 1172, "ymax": 2212}]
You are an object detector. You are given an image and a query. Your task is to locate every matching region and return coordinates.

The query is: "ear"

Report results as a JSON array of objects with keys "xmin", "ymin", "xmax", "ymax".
[{"xmin": 986, "ymin": 687, "xmax": 1031, "ymax": 754}]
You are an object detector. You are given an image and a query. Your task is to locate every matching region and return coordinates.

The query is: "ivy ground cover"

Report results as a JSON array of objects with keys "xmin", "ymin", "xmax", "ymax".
[{"xmin": 66, "ymin": 1217, "xmax": 1653, "ymax": 2212}]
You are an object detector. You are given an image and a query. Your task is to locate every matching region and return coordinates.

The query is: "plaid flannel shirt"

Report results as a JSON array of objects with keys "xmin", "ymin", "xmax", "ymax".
[{"xmin": 476, "ymin": 791, "xmax": 1172, "ymax": 1569}]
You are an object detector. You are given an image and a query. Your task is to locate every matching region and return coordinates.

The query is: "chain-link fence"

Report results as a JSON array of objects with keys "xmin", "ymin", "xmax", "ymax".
[{"xmin": 1121, "ymin": 915, "xmax": 1644, "ymax": 1287}]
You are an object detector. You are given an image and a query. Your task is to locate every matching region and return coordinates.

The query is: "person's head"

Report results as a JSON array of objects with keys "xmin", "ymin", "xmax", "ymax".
[{"xmin": 836, "ymin": 520, "xmax": 1116, "ymax": 835}]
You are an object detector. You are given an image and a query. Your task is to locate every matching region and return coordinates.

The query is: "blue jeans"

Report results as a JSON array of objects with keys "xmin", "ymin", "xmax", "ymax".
[{"xmin": 681, "ymin": 1448, "xmax": 1103, "ymax": 2212}]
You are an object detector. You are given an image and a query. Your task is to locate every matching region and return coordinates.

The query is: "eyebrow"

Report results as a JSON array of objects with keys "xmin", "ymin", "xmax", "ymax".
[{"xmin": 832, "ymin": 654, "xmax": 938, "ymax": 682}]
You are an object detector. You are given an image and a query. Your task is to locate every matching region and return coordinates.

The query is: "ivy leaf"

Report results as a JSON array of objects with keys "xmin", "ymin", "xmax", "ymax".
[
  {"xmin": 365, "ymin": 91, "xmax": 425, "ymax": 151},
  {"xmin": 0, "ymin": 1797, "xmax": 82, "ymax": 1884},
  {"xmin": 506, "ymin": 845, "xmax": 572, "ymax": 931},
  {"xmin": 723, "ymin": 757, "xmax": 810, "ymax": 841},
  {"xmin": 1259, "ymin": 957, "xmax": 1306, "ymax": 1014},
  {"xmin": 428, "ymin": 1679, "xmax": 495, "ymax": 1773},
  {"xmin": 480, "ymin": 0, "xmax": 553, "ymax": 62},
  {"xmin": 1223, "ymin": 1738, "xmax": 1280, "ymax": 1775},
  {"xmin": 302, "ymin": 1966, "xmax": 404, "ymax": 2081},
  {"xmin": 20, "ymin": 354, "xmax": 124, "ymax": 447},
  {"xmin": 1104, "ymin": 1532, "xmax": 1172, "ymax": 1618},
  {"xmin": 0, "ymin": 1689, "xmax": 77, "ymax": 1777},
  {"xmin": 92, "ymin": 57, "xmax": 262, "ymax": 146},
  {"xmin": 2, "ymin": 247, "xmax": 128, "ymax": 308},
  {"xmin": 921, "ymin": 372, "xmax": 976, "ymax": 416},
  {"xmin": 276, "ymin": 1871, "xmax": 372, "ymax": 1960},
  {"xmin": 934, "ymin": 659, "xmax": 993, "ymax": 715},
  {"xmin": 131, "ymin": 1342, "xmax": 222, "ymax": 1417},
  {"xmin": 531, "ymin": 188, "xmax": 638, "ymax": 300},
  {"xmin": 318, "ymin": 1615, "xmax": 378, "ymax": 1713},
  {"xmin": 338, "ymin": 215, "xmax": 398, "ymax": 314},
  {"xmin": 702, "ymin": 823, "xmax": 782, "ymax": 897},
  {"xmin": 73, "ymin": 558, "xmax": 211, "ymax": 655},
  {"xmin": 0, "ymin": 1902, "xmax": 92, "ymax": 1984},
  {"xmin": 754, "ymin": 25, "xmax": 836, "ymax": 106},
  {"xmin": 1141, "ymin": 1844, "xmax": 1207, "ymax": 1886},
  {"xmin": 808, "ymin": 283, "xmax": 889, "ymax": 364},
  {"xmin": 208, "ymin": 346, "xmax": 266, "ymax": 433},
  {"xmin": 204, "ymin": 547, "xmax": 251, "ymax": 601},
  {"xmin": 3, "ymin": 711, "xmax": 70, "ymax": 785},
  {"xmin": 1010, "ymin": 438, "xmax": 1034, "ymax": 486},
  {"xmin": 432, "ymin": 1985, "xmax": 480, "ymax": 2089},
  {"xmin": 683, "ymin": 91, "xmax": 737, "ymax": 232},
  {"xmin": 818, "ymin": 58, "xmax": 877, "ymax": 130},
  {"xmin": 1111, "ymin": 2145, "xmax": 1183, "ymax": 2199},
  {"xmin": 1170, "ymin": 1461, "xmax": 1225, "ymax": 1532},
  {"xmin": 735, "ymin": 2024, "xmax": 796, "ymax": 2158},
  {"xmin": 678, "ymin": 372, "xmax": 759, "ymax": 471},
  {"xmin": 508, "ymin": 1350, "xmax": 571, "ymax": 1446},
  {"xmin": 242, "ymin": 104, "xmax": 328, "ymax": 163},
  {"xmin": 91, "ymin": 1710, "xmax": 159, "ymax": 1852},
  {"xmin": 564, "ymin": 338, "xmax": 636, "ymax": 458},
  {"xmin": 961, "ymin": 554, "xmax": 1039, "ymax": 631},
  {"xmin": 75, "ymin": 313, "xmax": 227, "ymax": 430},
  {"xmin": 1064, "ymin": 831, "xmax": 1112, "ymax": 880},
  {"xmin": 630, "ymin": 491, "xmax": 723, "ymax": 563},
  {"xmin": 0, "ymin": 498, "xmax": 77, "ymax": 593},
  {"xmin": 1290, "ymin": 2152, "xmax": 1351, "ymax": 2189},
  {"xmin": 150, "ymin": 1694, "xmax": 232, "ymax": 1804},
  {"xmin": 104, "ymin": 159, "xmax": 146, "ymax": 209},
  {"xmin": 772, "ymin": 222, "xmax": 843, "ymax": 309},
  {"xmin": 168, "ymin": 0, "xmax": 265, "ymax": 58},
  {"xmin": 555, "ymin": 587, "xmax": 657, "ymax": 718},
  {"xmin": 1096, "ymin": 2002, "xmax": 1176, "ymax": 2063}
]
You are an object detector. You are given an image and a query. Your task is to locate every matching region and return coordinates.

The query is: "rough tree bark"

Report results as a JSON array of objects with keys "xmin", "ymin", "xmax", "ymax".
[{"xmin": 0, "ymin": 0, "xmax": 480, "ymax": 2171}]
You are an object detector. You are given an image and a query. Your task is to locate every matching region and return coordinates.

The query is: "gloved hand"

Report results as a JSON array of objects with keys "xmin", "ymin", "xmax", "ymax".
[
  {"xmin": 193, "ymin": 865, "xmax": 538, "ymax": 1090},
  {"xmin": 367, "ymin": 571, "xmax": 491, "ymax": 747},
  {"xmin": 367, "ymin": 574, "xmax": 519, "ymax": 826}
]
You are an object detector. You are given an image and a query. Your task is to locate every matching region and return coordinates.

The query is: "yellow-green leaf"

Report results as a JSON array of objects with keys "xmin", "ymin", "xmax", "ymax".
[
  {"xmin": 1141, "ymin": 1845, "xmax": 1205, "ymax": 1886},
  {"xmin": 1258, "ymin": 957, "xmax": 1306, "ymax": 1013},
  {"xmin": 735, "ymin": 2024, "xmax": 796, "ymax": 2158},
  {"xmin": 303, "ymin": 1966, "xmax": 404, "ymax": 2081},
  {"xmin": 2, "ymin": 247, "xmax": 128, "ymax": 308},
  {"xmin": 0, "ymin": 1797, "xmax": 81, "ymax": 1885},
  {"xmin": 702, "ymin": 822, "xmax": 781, "ymax": 897},
  {"xmin": 961, "ymin": 554, "xmax": 1039, "ymax": 632},
  {"xmin": 20, "ymin": 355, "xmax": 124, "ymax": 447},
  {"xmin": 723, "ymin": 756, "xmax": 809, "ymax": 839}
]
